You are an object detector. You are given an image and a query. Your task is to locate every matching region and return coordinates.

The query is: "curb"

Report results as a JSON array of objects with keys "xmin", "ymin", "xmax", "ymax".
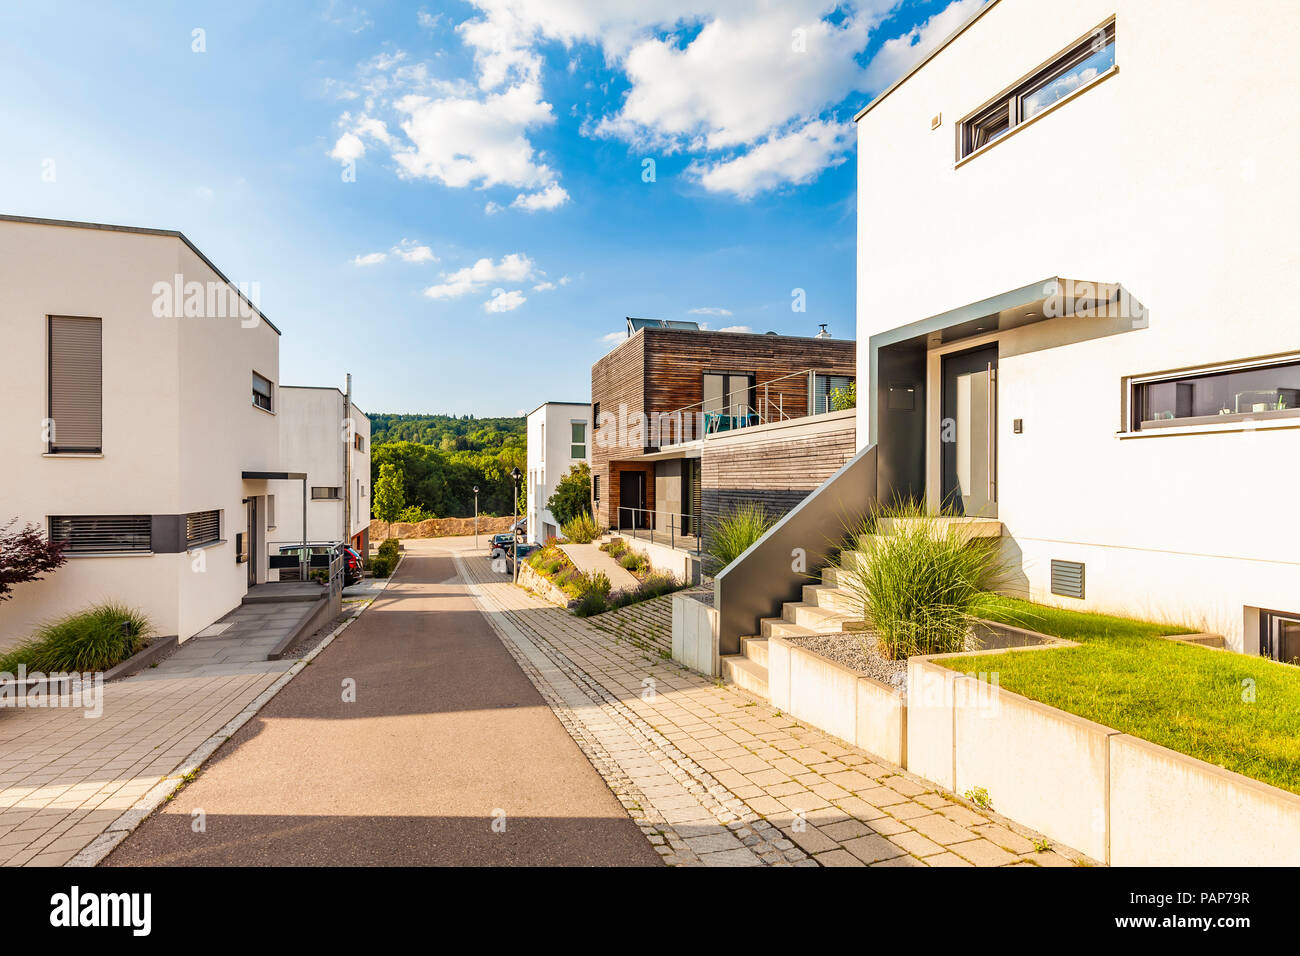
[{"xmin": 65, "ymin": 600, "xmax": 371, "ymax": 867}]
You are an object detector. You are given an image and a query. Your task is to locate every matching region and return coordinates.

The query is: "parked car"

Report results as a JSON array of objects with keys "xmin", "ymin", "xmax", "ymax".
[
  {"xmin": 488, "ymin": 533, "xmax": 516, "ymax": 557},
  {"xmin": 276, "ymin": 542, "xmax": 363, "ymax": 587}
]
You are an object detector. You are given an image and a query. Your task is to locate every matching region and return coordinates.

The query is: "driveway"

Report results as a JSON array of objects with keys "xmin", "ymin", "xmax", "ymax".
[{"xmin": 103, "ymin": 548, "xmax": 660, "ymax": 866}]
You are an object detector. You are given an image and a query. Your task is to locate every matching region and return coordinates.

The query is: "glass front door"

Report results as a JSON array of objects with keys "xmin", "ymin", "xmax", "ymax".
[{"xmin": 941, "ymin": 345, "xmax": 998, "ymax": 518}]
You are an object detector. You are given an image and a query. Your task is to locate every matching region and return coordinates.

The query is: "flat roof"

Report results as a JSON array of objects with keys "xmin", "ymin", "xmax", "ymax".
[
  {"xmin": 854, "ymin": 0, "xmax": 1001, "ymax": 123},
  {"xmin": 527, "ymin": 400, "xmax": 590, "ymax": 417},
  {"xmin": 0, "ymin": 213, "xmax": 282, "ymax": 335},
  {"xmin": 279, "ymin": 384, "xmax": 369, "ymax": 418}
]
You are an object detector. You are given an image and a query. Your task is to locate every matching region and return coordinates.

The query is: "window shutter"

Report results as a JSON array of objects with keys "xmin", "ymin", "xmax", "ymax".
[
  {"xmin": 48, "ymin": 317, "xmax": 102, "ymax": 452},
  {"xmin": 186, "ymin": 510, "xmax": 221, "ymax": 547},
  {"xmin": 50, "ymin": 515, "xmax": 151, "ymax": 553}
]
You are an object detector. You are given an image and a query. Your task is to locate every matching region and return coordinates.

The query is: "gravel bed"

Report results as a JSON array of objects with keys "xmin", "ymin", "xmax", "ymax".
[{"xmin": 783, "ymin": 632, "xmax": 907, "ymax": 688}]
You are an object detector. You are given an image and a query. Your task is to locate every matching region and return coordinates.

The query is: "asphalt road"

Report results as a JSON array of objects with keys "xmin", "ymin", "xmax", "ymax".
[{"xmin": 104, "ymin": 550, "xmax": 660, "ymax": 867}]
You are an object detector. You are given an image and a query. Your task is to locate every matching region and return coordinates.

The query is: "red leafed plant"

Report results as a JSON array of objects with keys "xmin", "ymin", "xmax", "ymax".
[{"xmin": 0, "ymin": 519, "xmax": 67, "ymax": 601}]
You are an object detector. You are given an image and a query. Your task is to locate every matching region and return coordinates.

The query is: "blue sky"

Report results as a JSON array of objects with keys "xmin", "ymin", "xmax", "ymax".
[{"xmin": 0, "ymin": 0, "xmax": 982, "ymax": 416}]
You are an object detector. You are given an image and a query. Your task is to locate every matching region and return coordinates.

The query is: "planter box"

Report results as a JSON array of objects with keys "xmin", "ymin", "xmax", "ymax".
[
  {"xmin": 671, "ymin": 593, "xmax": 718, "ymax": 676},
  {"xmin": 770, "ymin": 637, "xmax": 906, "ymax": 764},
  {"xmin": 1109, "ymin": 734, "xmax": 1300, "ymax": 866}
]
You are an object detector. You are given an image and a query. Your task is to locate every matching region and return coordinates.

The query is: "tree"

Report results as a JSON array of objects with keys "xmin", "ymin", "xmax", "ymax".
[
  {"xmin": 546, "ymin": 462, "xmax": 593, "ymax": 527},
  {"xmin": 373, "ymin": 463, "xmax": 406, "ymax": 540},
  {"xmin": 0, "ymin": 519, "xmax": 67, "ymax": 601}
]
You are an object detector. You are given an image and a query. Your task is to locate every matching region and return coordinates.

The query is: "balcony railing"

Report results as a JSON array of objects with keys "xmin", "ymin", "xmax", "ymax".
[
  {"xmin": 655, "ymin": 367, "xmax": 852, "ymax": 446},
  {"xmin": 615, "ymin": 506, "xmax": 704, "ymax": 556}
]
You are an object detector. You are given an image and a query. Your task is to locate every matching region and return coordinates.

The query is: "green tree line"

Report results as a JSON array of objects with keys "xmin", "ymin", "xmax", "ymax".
[{"xmin": 368, "ymin": 413, "xmax": 527, "ymax": 519}]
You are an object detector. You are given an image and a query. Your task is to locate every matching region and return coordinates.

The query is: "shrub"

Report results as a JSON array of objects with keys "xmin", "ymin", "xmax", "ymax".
[
  {"xmin": 636, "ymin": 572, "xmax": 682, "ymax": 601},
  {"xmin": 840, "ymin": 504, "xmax": 1005, "ymax": 660},
  {"xmin": 830, "ymin": 381, "xmax": 857, "ymax": 411},
  {"xmin": 560, "ymin": 513, "xmax": 602, "ymax": 544},
  {"xmin": 584, "ymin": 571, "xmax": 612, "ymax": 598},
  {"xmin": 705, "ymin": 502, "xmax": 773, "ymax": 573},
  {"xmin": 0, "ymin": 602, "xmax": 153, "ymax": 673},
  {"xmin": 599, "ymin": 538, "xmax": 628, "ymax": 559},
  {"xmin": 378, "ymin": 538, "xmax": 401, "ymax": 561},
  {"xmin": 369, "ymin": 554, "xmax": 395, "ymax": 578},
  {"xmin": 571, "ymin": 589, "xmax": 608, "ymax": 617},
  {"xmin": 606, "ymin": 588, "xmax": 637, "ymax": 610},
  {"xmin": 619, "ymin": 551, "xmax": 648, "ymax": 573},
  {"xmin": 0, "ymin": 519, "xmax": 67, "ymax": 602},
  {"xmin": 397, "ymin": 504, "xmax": 436, "ymax": 523},
  {"xmin": 546, "ymin": 462, "xmax": 592, "ymax": 527}
]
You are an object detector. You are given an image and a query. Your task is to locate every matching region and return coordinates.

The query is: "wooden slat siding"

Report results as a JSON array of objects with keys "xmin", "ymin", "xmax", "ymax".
[
  {"xmin": 700, "ymin": 419, "xmax": 857, "ymax": 539},
  {"xmin": 643, "ymin": 329, "xmax": 855, "ymax": 427},
  {"xmin": 607, "ymin": 460, "xmax": 655, "ymax": 530},
  {"xmin": 590, "ymin": 331, "xmax": 646, "ymax": 528},
  {"xmin": 591, "ymin": 327, "xmax": 855, "ymax": 528}
]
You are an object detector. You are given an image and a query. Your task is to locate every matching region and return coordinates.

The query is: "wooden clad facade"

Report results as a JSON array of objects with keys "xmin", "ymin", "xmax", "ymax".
[{"xmin": 590, "ymin": 327, "xmax": 855, "ymax": 531}]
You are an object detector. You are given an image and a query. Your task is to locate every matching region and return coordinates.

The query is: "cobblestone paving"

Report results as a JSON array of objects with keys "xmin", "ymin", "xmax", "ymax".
[{"xmin": 459, "ymin": 553, "xmax": 1091, "ymax": 868}]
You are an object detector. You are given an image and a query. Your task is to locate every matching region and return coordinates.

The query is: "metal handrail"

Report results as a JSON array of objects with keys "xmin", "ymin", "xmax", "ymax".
[
  {"xmin": 655, "ymin": 367, "xmax": 853, "ymax": 444},
  {"xmin": 614, "ymin": 505, "xmax": 704, "ymax": 555}
]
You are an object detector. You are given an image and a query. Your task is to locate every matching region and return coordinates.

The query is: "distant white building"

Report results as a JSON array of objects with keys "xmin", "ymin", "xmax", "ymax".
[
  {"xmin": 525, "ymin": 402, "xmax": 591, "ymax": 542},
  {"xmin": 268, "ymin": 383, "xmax": 371, "ymax": 557}
]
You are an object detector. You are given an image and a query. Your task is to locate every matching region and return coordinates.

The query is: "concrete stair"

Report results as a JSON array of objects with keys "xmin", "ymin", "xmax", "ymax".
[
  {"xmin": 717, "ymin": 515, "xmax": 1004, "ymax": 701},
  {"xmin": 720, "ymin": 637, "xmax": 770, "ymax": 698}
]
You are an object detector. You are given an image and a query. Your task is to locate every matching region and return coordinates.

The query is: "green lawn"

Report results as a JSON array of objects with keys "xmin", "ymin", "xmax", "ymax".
[{"xmin": 939, "ymin": 595, "xmax": 1300, "ymax": 795}]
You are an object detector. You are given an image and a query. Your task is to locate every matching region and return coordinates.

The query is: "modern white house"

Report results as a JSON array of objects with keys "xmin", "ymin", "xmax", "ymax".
[
  {"xmin": 268, "ymin": 383, "xmax": 371, "ymax": 558},
  {"xmin": 0, "ymin": 214, "xmax": 359, "ymax": 650},
  {"xmin": 854, "ymin": 0, "xmax": 1300, "ymax": 653},
  {"xmin": 525, "ymin": 401, "xmax": 591, "ymax": 542}
]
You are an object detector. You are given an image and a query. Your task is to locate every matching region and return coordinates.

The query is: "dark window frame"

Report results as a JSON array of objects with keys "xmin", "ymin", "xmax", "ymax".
[
  {"xmin": 185, "ymin": 509, "xmax": 222, "ymax": 548},
  {"xmin": 1130, "ymin": 356, "xmax": 1300, "ymax": 432},
  {"xmin": 959, "ymin": 20, "xmax": 1117, "ymax": 160},
  {"xmin": 252, "ymin": 371, "xmax": 274, "ymax": 412},
  {"xmin": 311, "ymin": 486, "xmax": 342, "ymax": 500},
  {"xmin": 47, "ymin": 315, "xmax": 104, "ymax": 455},
  {"xmin": 49, "ymin": 515, "xmax": 152, "ymax": 555}
]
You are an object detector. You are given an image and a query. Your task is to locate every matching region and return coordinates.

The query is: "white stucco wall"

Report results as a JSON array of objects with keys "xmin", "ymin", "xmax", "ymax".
[
  {"xmin": 526, "ymin": 402, "xmax": 590, "ymax": 542},
  {"xmin": 267, "ymin": 387, "xmax": 371, "ymax": 552},
  {"xmin": 0, "ymin": 219, "xmax": 281, "ymax": 648},
  {"xmin": 855, "ymin": 0, "xmax": 1300, "ymax": 647}
]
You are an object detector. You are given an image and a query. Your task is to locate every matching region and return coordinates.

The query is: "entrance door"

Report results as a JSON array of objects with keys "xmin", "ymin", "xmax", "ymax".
[
  {"xmin": 941, "ymin": 345, "xmax": 998, "ymax": 517},
  {"xmin": 246, "ymin": 497, "xmax": 258, "ymax": 587},
  {"xmin": 619, "ymin": 470, "xmax": 647, "ymax": 529}
]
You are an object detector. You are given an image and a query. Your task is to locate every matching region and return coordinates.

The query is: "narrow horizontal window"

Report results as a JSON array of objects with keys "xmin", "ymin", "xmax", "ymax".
[
  {"xmin": 186, "ymin": 509, "xmax": 221, "ymax": 547},
  {"xmin": 50, "ymin": 515, "xmax": 151, "ymax": 554},
  {"xmin": 1132, "ymin": 358, "xmax": 1300, "ymax": 431},
  {"xmin": 961, "ymin": 22, "xmax": 1116, "ymax": 160},
  {"xmin": 252, "ymin": 371, "xmax": 274, "ymax": 411},
  {"xmin": 311, "ymin": 486, "xmax": 342, "ymax": 500}
]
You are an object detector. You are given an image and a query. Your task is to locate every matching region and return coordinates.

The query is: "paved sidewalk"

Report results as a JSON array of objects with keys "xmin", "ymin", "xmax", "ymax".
[
  {"xmin": 457, "ymin": 552, "xmax": 1091, "ymax": 867},
  {"xmin": 0, "ymin": 598, "xmax": 346, "ymax": 866},
  {"xmin": 558, "ymin": 543, "xmax": 640, "ymax": 590}
]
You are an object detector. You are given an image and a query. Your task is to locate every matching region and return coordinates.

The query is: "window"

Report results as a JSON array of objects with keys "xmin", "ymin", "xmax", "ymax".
[
  {"xmin": 186, "ymin": 510, "xmax": 221, "ymax": 548},
  {"xmin": 1262, "ymin": 611, "xmax": 1300, "ymax": 665},
  {"xmin": 47, "ymin": 316, "xmax": 103, "ymax": 454},
  {"xmin": 570, "ymin": 422, "xmax": 586, "ymax": 459},
  {"xmin": 312, "ymin": 486, "xmax": 342, "ymax": 500},
  {"xmin": 540, "ymin": 423, "xmax": 544, "ymax": 461},
  {"xmin": 1132, "ymin": 358, "xmax": 1300, "ymax": 431},
  {"xmin": 50, "ymin": 515, "xmax": 151, "ymax": 554},
  {"xmin": 266, "ymin": 495, "xmax": 276, "ymax": 530},
  {"xmin": 252, "ymin": 371, "xmax": 274, "ymax": 411},
  {"xmin": 592, "ymin": 402, "xmax": 600, "ymax": 427},
  {"xmin": 811, "ymin": 373, "xmax": 853, "ymax": 415},
  {"xmin": 593, "ymin": 475, "xmax": 600, "ymax": 501},
  {"xmin": 960, "ymin": 22, "xmax": 1116, "ymax": 159},
  {"xmin": 703, "ymin": 372, "xmax": 754, "ymax": 418},
  {"xmin": 353, "ymin": 434, "xmax": 365, "ymax": 452}
]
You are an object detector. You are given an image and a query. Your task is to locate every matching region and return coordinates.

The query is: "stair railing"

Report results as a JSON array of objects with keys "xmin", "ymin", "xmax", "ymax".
[{"xmin": 714, "ymin": 444, "xmax": 878, "ymax": 655}]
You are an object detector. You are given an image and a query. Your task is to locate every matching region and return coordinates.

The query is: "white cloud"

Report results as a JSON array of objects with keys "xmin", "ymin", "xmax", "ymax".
[
  {"xmin": 485, "ymin": 288, "xmax": 527, "ymax": 312},
  {"xmin": 863, "ymin": 0, "xmax": 986, "ymax": 92},
  {"xmin": 689, "ymin": 306, "xmax": 733, "ymax": 316},
  {"xmin": 391, "ymin": 238, "xmax": 436, "ymax": 263},
  {"xmin": 484, "ymin": 201, "xmax": 505, "ymax": 215},
  {"xmin": 600, "ymin": 330, "xmax": 628, "ymax": 345},
  {"xmin": 352, "ymin": 251, "xmax": 387, "ymax": 266},
  {"xmin": 511, "ymin": 182, "xmax": 570, "ymax": 212},
  {"xmin": 689, "ymin": 118, "xmax": 854, "ymax": 198},
  {"xmin": 533, "ymin": 281, "xmax": 555, "ymax": 291},
  {"xmin": 716, "ymin": 324, "xmax": 754, "ymax": 333},
  {"xmin": 424, "ymin": 253, "xmax": 537, "ymax": 299},
  {"xmin": 329, "ymin": 131, "xmax": 366, "ymax": 163}
]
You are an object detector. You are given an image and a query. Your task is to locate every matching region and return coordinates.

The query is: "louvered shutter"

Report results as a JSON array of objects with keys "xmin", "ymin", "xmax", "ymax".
[{"xmin": 48, "ymin": 317, "xmax": 102, "ymax": 452}]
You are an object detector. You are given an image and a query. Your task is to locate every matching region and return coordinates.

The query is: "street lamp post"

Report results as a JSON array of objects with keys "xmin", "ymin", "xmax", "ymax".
[
  {"xmin": 510, "ymin": 467, "xmax": 523, "ymax": 583},
  {"xmin": 472, "ymin": 485, "xmax": 480, "ymax": 549}
]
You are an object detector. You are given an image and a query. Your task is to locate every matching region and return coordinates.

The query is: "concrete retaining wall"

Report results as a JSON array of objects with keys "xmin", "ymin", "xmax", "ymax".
[{"xmin": 671, "ymin": 594, "xmax": 718, "ymax": 676}]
